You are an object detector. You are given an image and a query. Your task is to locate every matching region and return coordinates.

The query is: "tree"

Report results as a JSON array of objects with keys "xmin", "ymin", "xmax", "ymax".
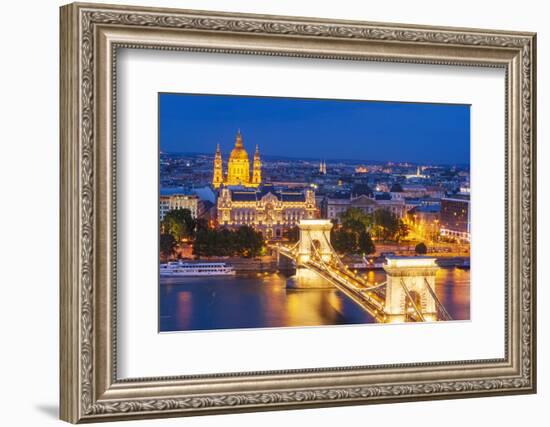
[
  {"xmin": 161, "ymin": 215, "xmax": 186, "ymax": 242},
  {"xmin": 415, "ymin": 242, "xmax": 428, "ymax": 255},
  {"xmin": 329, "ymin": 208, "xmax": 378, "ymax": 254},
  {"xmin": 195, "ymin": 217, "xmax": 209, "ymax": 232},
  {"xmin": 331, "ymin": 229, "xmax": 357, "ymax": 254},
  {"xmin": 372, "ymin": 209, "xmax": 399, "ymax": 241},
  {"xmin": 161, "ymin": 208, "xmax": 196, "ymax": 242},
  {"xmin": 343, "ymin": 218, "xmax": 366, "ymax": 235},
  {"xmin": 192, "ymin": 228, "xmax": 209, "ymax": 258},
  {"xmin": 192, "ymin": 226, "xmax": 264, "ymax": 259},
  {"xmin": 235, "ymin": 226, "xmax": 263, "ymax": 258},
  {"xmin": 340, "ymin": 207, "xmax": 372, "ymax": 233},
  {"xmin": 358, "ymin": 231, "xmax": 375, "ymax": 255},
  {"xmin": 217, "ymin": 228, "xmax": 235, "ymax": 256},
  {"xmin": 160, "ymin": 233, "xmax": 177, "ymax": 260}
]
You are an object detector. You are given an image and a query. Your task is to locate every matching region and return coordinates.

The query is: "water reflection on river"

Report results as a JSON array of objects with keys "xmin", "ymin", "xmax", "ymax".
[{"xmin": 159, "ymin": 268, "xmax": 470, "ymax": 332}]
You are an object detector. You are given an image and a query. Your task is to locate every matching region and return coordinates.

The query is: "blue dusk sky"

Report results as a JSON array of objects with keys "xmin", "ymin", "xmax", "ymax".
[{"xmin": 159, "ymin": 93, "xmax": 470, "ymax": 165}]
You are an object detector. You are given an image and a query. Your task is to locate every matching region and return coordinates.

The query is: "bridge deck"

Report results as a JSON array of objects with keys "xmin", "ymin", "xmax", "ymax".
[{"xmin": 273, "ymin": 245, "xmax": 387, "ymax": 322}]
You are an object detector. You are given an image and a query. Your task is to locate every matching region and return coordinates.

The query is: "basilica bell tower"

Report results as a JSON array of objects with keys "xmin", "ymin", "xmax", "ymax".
[
  {"xmin": 252, "ymin": 144, "xmax": 262, "ymax": 185},
  {"xmin": 212, "ymin": 143, "xmax": 223, "ymax": 189}
]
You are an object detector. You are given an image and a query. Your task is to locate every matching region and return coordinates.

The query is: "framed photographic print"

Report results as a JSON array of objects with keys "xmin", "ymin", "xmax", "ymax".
[{"xmin": 60, "ymin": 2, "xmax": 537, "ymax": 423}]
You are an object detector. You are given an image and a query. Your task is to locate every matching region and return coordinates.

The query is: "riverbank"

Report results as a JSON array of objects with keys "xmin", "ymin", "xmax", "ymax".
[{"xmin": 174, "ymin": 253, "xmax": 469, "ymax": 273}]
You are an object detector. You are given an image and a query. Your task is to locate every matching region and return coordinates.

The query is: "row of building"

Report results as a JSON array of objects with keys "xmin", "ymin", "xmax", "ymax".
[
  {"xmin": 160, "ymin": 131, "xmax": 470, "ymax": 242},
  {"xmin": 160, "ymin": 184, "xmax": 470, "ymax": 243}
]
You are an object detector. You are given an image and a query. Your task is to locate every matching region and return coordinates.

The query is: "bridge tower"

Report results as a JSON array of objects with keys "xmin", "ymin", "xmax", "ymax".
[
  {"xmin": 382, "ymin": 257, "xmax": 439, "ymax": 322},
  {"xmin": 287, "ymin": 220, "xmax": 334, "ymax": 289},
  {"xmin": 296, "ymin": 220, "xmax": 333, "ymax": 265}
]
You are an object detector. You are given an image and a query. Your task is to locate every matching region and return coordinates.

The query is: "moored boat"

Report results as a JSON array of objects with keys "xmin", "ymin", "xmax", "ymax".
[{"xmin": 160, "ymin": 261, "xmax": 236, "ymax": 277}]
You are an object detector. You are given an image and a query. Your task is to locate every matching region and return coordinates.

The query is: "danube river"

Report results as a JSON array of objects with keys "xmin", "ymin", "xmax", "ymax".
[{"xmin": 159, "ymin": 267, "xmax": 470, "ymax": 332}]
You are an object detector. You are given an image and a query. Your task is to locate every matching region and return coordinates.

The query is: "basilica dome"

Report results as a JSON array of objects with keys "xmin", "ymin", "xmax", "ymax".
[
  {"xmin": 229, "ymin": 130, "xmax": 249, "ymax": 161},
  {"xmin": 212, "ymin": 129, "xmax": 261, "ymax": 188}
]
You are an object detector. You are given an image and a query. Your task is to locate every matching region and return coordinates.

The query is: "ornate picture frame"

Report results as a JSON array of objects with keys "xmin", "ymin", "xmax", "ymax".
[{"xmin": 60, "ymin": 2, "xmax": 536, "ymax": 423}]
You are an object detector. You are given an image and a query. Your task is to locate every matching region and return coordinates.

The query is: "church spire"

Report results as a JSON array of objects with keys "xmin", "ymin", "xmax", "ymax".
[
  {"xmin": 252, "ymin": 144, "xmax": 262, "ymax": 185},
  {"xmin": 212, "ymin": 143, "xmax": 223, "ymax": 189},
  {"xmin": 235, "ymin": 129, "xmax": 243, "ymax": 148},
  {"xmin": 320, "ymin": 160, "xmax": 327, "ymax": 175}
]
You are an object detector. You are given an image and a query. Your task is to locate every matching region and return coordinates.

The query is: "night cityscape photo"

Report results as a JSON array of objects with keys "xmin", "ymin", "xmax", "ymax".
[{"xmin": 158, "ymin": 93, "xmax": 471, "ymax": 332}]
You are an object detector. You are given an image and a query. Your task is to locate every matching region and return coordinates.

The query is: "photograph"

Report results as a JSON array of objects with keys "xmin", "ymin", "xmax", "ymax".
[{"xmin": 158, "ymin": 93, "xmax": 471, "ymax": 332}]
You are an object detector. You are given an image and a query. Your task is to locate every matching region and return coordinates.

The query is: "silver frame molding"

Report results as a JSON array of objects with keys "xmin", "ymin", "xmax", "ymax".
[{"xmin": 60, "ymin": 2, "xmax": 537, "ymax": 423}]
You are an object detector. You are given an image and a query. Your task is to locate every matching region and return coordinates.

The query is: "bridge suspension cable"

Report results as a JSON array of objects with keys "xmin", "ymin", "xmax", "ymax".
[
  {"xmin": 345, "ymin": 281, "xmax": 387, "ymax": 293},
  {"xmin": 317, "ymin": 230, "xmax": 386, "ymax": 306},
  {"xmin": 319, "ymin": 228, "xmax": 347, "ymax": 271},
  {"xmin": 288, "ymin": 240, "xmax": 299, "ymax": 252},
  {"xmin": 399, "ymin": 278, "xmax": 426, "ymax": 322},
  {"xmin": 423, "ymin": 278, "xmax": 453, "ymax": 321},
  {"xmin": 305, "ymin": 230, "xmax": 385, "ymax": 311},
  {"xmin": 306, "ymin": 230, "xmax": 386, "ymax": 295}
]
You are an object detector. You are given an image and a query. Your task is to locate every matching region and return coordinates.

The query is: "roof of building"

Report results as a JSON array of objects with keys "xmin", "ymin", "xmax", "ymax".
[
  {"xmin": 231, "ymin": 192, "xmax": 258, "ymax": 202},
  {"xmin": 350, "ymin": 195, "xmax": 377, "ymax": 206},
  {"xmin": 160, "ymin": 187, "xmax": 194, "ymax": 196},
  {"xmin": 228, "ymin": 186, "xmax": 308, "ymax": 203},
  {"xmin": 280, "ymin": 192, "xmax": 306, "ymax": 202},
  {"xmin": 193, "ymin": 186, "xmax": 216, "ymax": 203},
  {"xmin": 326, "ymin": 191, "xmax": 351, "ymax": 200},
  {"xmin": 390, "ymin": 183, "xmax": 404, "ymax": 193},
  {"xmin": 424, "ymin": 185, "xmax": 445, "ymax": 192},
  {"xmin": 444, "ymin": 193, "xmax": 470, "ymax": 201},
  {"xmin": 200, "ymin": 200, "xmax": 214, "ymax": 210},
  {"xmin": 374, "ymin": 193, "xmax": 392, "ymax": 201},
  {"xmin": 257, "ymin": 184, "xmax": 276, "ymax": 196},
  {"xmin": 402, "ymin": 184, "xmax": 427, "ymax": 191},
  {"xmin": 351, "ymin": 183, "xmax": 374, "ymax": 197},
  {"xmin": 410, "ymin": 205, "xmax": 441, "ymax": 213}
]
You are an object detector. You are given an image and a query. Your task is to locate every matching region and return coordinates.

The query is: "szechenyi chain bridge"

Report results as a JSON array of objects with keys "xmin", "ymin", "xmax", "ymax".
[{"xmin": 271, "ymin": 219, "xmax": 452, "ymax": 323}]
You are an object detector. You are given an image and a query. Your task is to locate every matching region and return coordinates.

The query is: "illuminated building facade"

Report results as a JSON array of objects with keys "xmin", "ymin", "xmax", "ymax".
[
  {"xmin": 322, "ymin": 192, "xmax": 406, "ymax": 223},
  {"xmin": 217, "ymin": 185, "xmax": 317, "ymax": 239},
  {"xmin": 159, "ymin": 193, "xmax": 199, "ymax": 220},
  {"xmin": 212, "ymin": 130, "xmax": 261, "ymax": 188},
  {"xmin": 440, "ymin": 195, "xmax": 470, "ymax": 242}
]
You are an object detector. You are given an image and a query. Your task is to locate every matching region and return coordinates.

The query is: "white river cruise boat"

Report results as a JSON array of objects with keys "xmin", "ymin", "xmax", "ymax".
[{"xmin": 160, "ymin": 261, "xmax": 236, "ymax": 277}]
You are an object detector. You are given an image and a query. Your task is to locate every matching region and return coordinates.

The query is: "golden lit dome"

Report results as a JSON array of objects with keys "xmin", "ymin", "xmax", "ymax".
[
  {"xmin": 229, "ymin": 130, "xmax": 249, "ymax": 161},
  {"xmin": 213, "ymin": 129, "xmax": 260, "ymax": 188}
]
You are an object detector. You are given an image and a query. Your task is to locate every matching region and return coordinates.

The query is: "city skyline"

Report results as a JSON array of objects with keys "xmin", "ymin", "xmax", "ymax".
[{"xmin": 159, "ymin": 93, "xmax": 470, "ymax": 165}]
